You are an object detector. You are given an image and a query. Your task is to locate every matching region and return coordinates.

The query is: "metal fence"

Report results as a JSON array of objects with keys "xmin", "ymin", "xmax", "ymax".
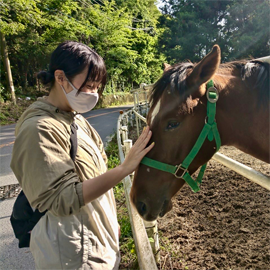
[{"xmin": 117, "ymin": 110, "xmax": 159, "ymax": 270}]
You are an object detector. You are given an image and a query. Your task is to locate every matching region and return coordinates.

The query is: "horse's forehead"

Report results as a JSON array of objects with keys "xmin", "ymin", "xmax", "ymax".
[
  {"xmin": 149, "ymin": 100, "xmax": 161, "ymax": 126},
  {"xmin": 148, "ymin": 63, "xmax": 193, "ymax": 125}
]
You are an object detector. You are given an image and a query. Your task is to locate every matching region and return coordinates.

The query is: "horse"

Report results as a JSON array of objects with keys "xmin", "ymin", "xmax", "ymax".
[{"xmin": 130, "ymin": 44, "xmax": 269, "ymax": 221}]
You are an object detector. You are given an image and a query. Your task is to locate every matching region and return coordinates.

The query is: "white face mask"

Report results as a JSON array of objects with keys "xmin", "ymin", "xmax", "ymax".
[{"xmin": 60, "ymin": 78, "xmax": 99, "ymax": 113}]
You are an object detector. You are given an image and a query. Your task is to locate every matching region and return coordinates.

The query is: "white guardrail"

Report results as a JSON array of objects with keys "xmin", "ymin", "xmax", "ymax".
[
  {"xmin": 212, "ymin": 153, "xmax": 270, "ymax": 191},
  {"xmin": 117, "ymin": 111, "xmax": 159, "ymax": 270}
]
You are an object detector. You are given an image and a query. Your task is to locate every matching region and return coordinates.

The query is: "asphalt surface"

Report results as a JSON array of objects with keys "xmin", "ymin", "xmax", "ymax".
[
  {"xmin": 0, "ymin": 124, "xmax": 16, "ymax": 186},
  {"xmin": 0, "ymin": 105, "xmax": 132, "ymax": 270}
]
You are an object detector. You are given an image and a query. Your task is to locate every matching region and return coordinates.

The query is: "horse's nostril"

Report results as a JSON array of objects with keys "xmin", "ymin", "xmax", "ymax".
[
  {"xmin": 159, "ymin": 200, "xmax": 169, "ymax": 217},
  {"xmin": 137, "ymin": 201, "xmax": 147, "ymax": 216}
]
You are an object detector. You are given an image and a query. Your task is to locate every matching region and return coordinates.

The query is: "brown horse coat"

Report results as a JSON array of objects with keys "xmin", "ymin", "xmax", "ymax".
[{"xmin": 131, "ymin": 45, "xmax": 269, "ymax": 221}]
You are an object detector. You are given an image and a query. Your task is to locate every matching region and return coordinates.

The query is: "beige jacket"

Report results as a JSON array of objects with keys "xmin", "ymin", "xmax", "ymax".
[{"xmin": 10, "ymin": 97, "xmax": 120, "ymax": 269}]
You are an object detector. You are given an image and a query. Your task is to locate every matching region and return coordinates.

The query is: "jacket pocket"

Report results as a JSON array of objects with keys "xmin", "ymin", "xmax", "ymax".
[{"xmin": 57, "ymin": 214, "xmax": 84, "ymax": 269}]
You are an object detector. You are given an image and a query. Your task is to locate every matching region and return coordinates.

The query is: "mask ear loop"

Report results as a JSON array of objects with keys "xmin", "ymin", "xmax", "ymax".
[{"xmin": 64, "ymin": 73, "xmax": 80, "ymax": 97}]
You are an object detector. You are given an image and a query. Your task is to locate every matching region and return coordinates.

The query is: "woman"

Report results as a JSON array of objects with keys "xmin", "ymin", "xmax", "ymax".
[{"xmin": 10, "ymin": 41, "xmax": 154, "ymax": 269}]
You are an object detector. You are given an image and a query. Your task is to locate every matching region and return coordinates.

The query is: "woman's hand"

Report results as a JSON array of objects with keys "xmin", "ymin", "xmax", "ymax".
[
  {"xmin": 120, "ymin": 126, "xmax": 154, "ymax": 175},
  {"xmin": 83, "ymin": 126, "xmax": 154, "ymax": 204}
]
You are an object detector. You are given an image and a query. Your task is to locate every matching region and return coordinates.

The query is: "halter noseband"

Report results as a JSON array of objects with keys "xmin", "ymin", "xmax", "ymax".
[{"xmin": 140, "ymin": 80, "xmax": 221, "ymax": 193}]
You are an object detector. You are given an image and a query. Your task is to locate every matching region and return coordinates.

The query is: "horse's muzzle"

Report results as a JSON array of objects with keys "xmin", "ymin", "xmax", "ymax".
[{"xmin": 135, "ymin": 198, "xmax": 172, "ymax": 221}]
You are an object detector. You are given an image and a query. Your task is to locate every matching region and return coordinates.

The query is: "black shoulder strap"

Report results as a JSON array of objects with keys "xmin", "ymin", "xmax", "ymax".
[{"xmin": 70, "ymin": 122, "xmax": 78, "ymax": 161}]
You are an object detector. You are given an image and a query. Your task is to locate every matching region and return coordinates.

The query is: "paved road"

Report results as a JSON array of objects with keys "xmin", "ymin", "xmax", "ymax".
[
  {"xmin": 0, "ymin": 124, "xmax": 16, "ymax": 186},
  {"xmin": 0, "ymin": 105, "xmax": 132, "ymax": 270}
]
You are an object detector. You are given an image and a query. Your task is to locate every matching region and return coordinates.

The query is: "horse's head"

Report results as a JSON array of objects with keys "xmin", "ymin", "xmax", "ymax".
[{"xmin": 131, "ymin": 45, "xmax": 222, "ymax": 221}]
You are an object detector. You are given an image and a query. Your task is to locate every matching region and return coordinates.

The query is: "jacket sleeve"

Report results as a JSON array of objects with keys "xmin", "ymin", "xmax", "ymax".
[{"xmin": 10, "ymin": 117, "xmax": 85, "ymax": 216}]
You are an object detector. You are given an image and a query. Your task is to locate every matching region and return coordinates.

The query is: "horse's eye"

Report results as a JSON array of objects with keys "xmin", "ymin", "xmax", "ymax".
[{"xmin": 166, "ymin": 121, "xmax": 180, "ymax": 131}]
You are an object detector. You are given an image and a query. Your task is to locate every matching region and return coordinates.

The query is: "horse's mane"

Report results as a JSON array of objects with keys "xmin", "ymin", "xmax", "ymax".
[
  {"xmin": 149, "ymin": 59, "xmax": 269, "ymax": 111},
  {"xmin": 149, "ymin": 62, "xmax": 194, "ymax": 109},
  {"xmin": 241, "ymin": 60, "xmax": 269, "ymax": 107}
]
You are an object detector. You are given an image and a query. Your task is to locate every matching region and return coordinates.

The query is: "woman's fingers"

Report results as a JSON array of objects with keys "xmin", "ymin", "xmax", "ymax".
[
  {"xmin": 136, "ymin": 126, "xmax": 151, "ymax": 147},
  {"xmin": 135, "ymin": 126, "xmax": 149, "ymax": 145},
  {"xmin": 121, "ymin": 126, "xmax": 154, "ymax": 175},
  {"xmin": 142, "ymin": 129, "xmax": 152, "ymax": 148},
  {"xmin": 135, "ymin": 128, "xmax": 154, "ymax": 158},
  {"xmin": 143, "ymin": 141, "xmax": 155, "ymax": 155}
]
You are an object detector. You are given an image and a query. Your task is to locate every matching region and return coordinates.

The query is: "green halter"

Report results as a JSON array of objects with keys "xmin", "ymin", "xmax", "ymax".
[{"xmin": 141, "ymin": 80, "xmax": 221, "ymax": 193}]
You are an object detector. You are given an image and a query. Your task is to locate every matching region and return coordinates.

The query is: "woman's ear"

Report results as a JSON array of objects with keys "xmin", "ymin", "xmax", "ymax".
[{"xmin": 54, "ymin": 70, "xmax": 65, "ymax": 85}]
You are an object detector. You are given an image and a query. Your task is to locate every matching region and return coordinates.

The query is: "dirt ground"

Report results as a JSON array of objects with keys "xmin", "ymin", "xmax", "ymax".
[{"xmin": 156, "ymin": 146, "xmax": 270, "ymax": 270}]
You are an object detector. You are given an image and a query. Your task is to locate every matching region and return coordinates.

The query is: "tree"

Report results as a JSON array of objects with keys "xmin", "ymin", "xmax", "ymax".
[
  {"xmin": 223, "ymin": 0, "xmax": 270, "ymax": 60},
  {"xmin": 0, "ymin": 32, "xmax": 16, "ymax": 104},
  {"xmin": 158, "ymin": 0, "xmax": 229, "ymax": 63},
  {"xmin": 158, "ymin": 0, "xmax": 269, "ymax": 63},
  {"xmin": 0, "ymin": 0, "xmax": 41, "ymax": 101},
  {"xmin": 0, "ymin": 0, "xmax": 166, "ymax": 101},
  {"xmin": 111, "ymin": 0, "xmax": 166, "ymax": 86}
]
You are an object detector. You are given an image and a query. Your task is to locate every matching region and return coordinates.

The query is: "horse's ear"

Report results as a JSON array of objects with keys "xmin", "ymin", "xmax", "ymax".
[
  {"xmin": 163, "ymin": 63, "xmax": 171, "ymax": 72},
  {"xmin": 187, "ymin": 45, "xmax": 221, "ymax": 97}
]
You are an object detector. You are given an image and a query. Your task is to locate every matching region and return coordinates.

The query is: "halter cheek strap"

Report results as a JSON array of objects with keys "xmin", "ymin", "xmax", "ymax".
[{"xmin": 140, "ymin": 80, "xmax": 221, "ymax": 193}]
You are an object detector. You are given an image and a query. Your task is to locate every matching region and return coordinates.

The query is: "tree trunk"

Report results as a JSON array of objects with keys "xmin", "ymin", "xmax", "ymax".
[{"xmin": 0, "ymin": 32, "xmax": 16, "ymax": 104}]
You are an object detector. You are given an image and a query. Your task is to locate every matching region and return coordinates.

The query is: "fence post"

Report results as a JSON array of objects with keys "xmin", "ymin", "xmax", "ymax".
[
  {"xmin": 129, "ymin": 113, "xmax": 134, "ymax": 127},
  {"xmin": 123, "ymin": 138, "xmax": 160, "ymax": 264},
  {"xmin": 133, "ymin": 92, "xmax": 137, "ymax": 108},
  {"xmin": 118, "ymin": 116, "xmax": 158, "ymax": 270},
  {"xmin": 123, "ymin": 120, "xmax": 160, "ymax": 264},
  {"xmin": 133, "ymin": 92, "xmax": 140, "ymax": 137},
  {"xmin": 144, "ymin": 90, "xmax": 148, "ymax": 103},
  {"xmin": 135, "ymin": 115, "xmax": 139, "ymax": 137},
  {"xmin": 121, "ymin": 126, "xmax": 128, "ymax": 142},
  {"xmin": 136, "ymin": 92, "xmax": 141, "ymax": 129},
  {"xmin": 143, "ymin": 220, "xmax": 160, "ymax": 263},
  {"xmin": 123, "ymin": 139, "xmax": 133, "ymax": 157}
]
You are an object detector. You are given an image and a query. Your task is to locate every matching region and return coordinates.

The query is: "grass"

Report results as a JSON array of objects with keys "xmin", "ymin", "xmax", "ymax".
[
  {"xmin": 0, "ymin": 91, "xmax": 134, "ymax": 126},
  {"xmin": 0, "ymin": 99, "xmax": 33, "ymax": 125}
]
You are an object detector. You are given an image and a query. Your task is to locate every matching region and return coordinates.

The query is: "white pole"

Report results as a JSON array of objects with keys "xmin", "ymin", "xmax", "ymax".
[
  {"xmin": 254, "ymin": 56, "xmax": 270, "ymax": 64},
  {"xmin": 143, "ymin": 220, "xmax": 160, "ymax": 263},
  {"xmin": 144, "ymin": 90, "xmax": 148, "ymax": 102},
  {"xmin": 117, "ymin": 117, "xmax": 158, "ymax": 270},
  {"xmin": 213, "ymin": 152, "xmax": 270, "ymax": 191},
  {"xmin": 121, "ymin": 126, "xmax": 128, "ymax": 142},
  {"xmin": 135, "ymin": 113, "xmax": 139, "ymax": 137},
  {"xmin": 123, "ymin": 139, "xmax": 133, "ymax": 158},
  {"xmin": 123, "ymin": 138, "xmax": 160, "ymax": 263}
]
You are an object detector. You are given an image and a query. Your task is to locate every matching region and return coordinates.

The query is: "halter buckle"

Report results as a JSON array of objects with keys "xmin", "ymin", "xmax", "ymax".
[
  {"xmin": 206, "ymin": 87, "xmax": 219, "ymax": 103},
  {"xmin": 174, "ymin": 164, "xmax": 188, "ymax": 179}
]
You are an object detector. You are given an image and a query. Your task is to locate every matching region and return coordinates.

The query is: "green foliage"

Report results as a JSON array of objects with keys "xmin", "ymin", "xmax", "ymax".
[
  {"xmin": 223, "ymin": 0, "xmax": 270, "ymax": 60},
  {"xmin": 107, "ymin": 154, "xmax": 120, "ymax": 170},
  {"xmin": 159, "ymin": 0, "xmax": 270, "ymax": 63},
  {"xmin": 0, "ymin": 99, "xmax": 33, "ymax": 125},
  {"xmin": 0, "ymin": 0, "xmax": 37, "ymax": 35},
  {"xmin": 3, "ymin": 0, "xmax": 268, "ymax": 104},
  {"xmin": 0, "ymin": 83, "xmax": 6, "ymax": 102},
  {"xmin": 96, "ymin": 92, "xmax": 134, "ymax": 109},
  {"xmin": 1, "ymin": 0, "xmax": 165, "ymax": 101},
  {"xmin": 105, "ymin": 133, "xmax": 120, "ymax": 169},
  {"xmin": 159, "ymin": 0, "xmax": 229, "ymax": 62}
]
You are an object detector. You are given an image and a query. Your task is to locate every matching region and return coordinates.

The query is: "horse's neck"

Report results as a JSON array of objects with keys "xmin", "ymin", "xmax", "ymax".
[{"xmin": 214, "ymin": 74, "xmax": 269, "ymax": 163}]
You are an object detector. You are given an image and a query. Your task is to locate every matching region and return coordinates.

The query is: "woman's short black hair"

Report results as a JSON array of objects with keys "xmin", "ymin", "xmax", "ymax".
[{"xmin": 37, "ymin": 41, "xmax": 107, "ymax": 92}]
